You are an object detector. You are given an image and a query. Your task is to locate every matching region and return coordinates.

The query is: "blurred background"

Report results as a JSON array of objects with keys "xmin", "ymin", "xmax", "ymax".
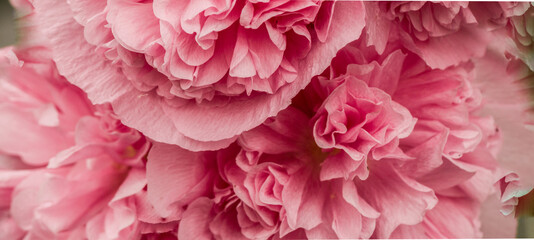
[
  {"xmin": 0, "ymin": 0, "xmax": 15, "ymax": 48},
  {"xmin": 0, "ymin": 0, "xmax": 533, "ymax": 238}
]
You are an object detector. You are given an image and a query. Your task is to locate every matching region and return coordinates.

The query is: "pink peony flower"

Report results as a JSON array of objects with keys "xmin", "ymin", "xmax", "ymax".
[
  {"xmin": 4, "ymin": 1, "xmax": 534, "ymax": 239},
  {"xmin": 364, "ymin": 1, "xmax": 490, "ymax": 69},
  {"xmin": 0, "ymin": 46, "xmax": 177, "ymax": 239},
  {"xmin": 28, "ymin": 0, "xmax": 367, "ymax": 151},
  {"xmin": 144, "ymin": 46, "xmax": 418, "ymax": 239},
  {"xmin": 311, "ymin": 77, "xmax": 415, "ymax": 181},
  {"xmin": 140, "ymin": 38, "xmax": 534, "ymax": 239}
]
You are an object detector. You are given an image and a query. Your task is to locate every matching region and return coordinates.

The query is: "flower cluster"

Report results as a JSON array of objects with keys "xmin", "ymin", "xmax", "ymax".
[{"xmin": 1, "ymin": 1, "xmax": 534, "ymax": 239}]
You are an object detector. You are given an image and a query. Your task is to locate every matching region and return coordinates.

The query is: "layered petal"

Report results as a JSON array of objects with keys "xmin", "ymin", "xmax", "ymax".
[{"xmin": 33, "ymin": 0, "xmax": 366, "ymax": 150}]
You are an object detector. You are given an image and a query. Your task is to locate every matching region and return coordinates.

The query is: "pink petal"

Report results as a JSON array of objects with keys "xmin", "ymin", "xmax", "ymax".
[
  {"xmin": 358, "ymin": 162, "xmax": 438, "ymax": 238},
  {"xmin": 108, "ymin": 1, "xmax": 160, "ymax": 52},
  {"xmin": 400, "ymin": 26, "xmax": 489, "ymax": 69},
  {"xmin": 146, "ymin": 142, "xmax": 214, "ymax": 218},
  {"xmin": 178, "ymin": 198, "xmax": 214, "ymax": 240},
  {"xmin": 33, "ymin": 0, "xmax": 135, "ymax": 105},
  {"xmin": 479, "ymin": 194, "xmax": 519, "ymax": 238},
  {"xmin": 0, "ymin": 105, "xmax": 72, "ymax": 166}
]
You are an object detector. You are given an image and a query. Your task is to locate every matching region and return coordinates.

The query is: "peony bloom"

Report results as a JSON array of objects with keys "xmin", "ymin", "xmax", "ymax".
[
  {"xmin": 28, "ymin": 0, "xmax": 367, "ymax": 151},
  {"xmin": 311, "ymin": 77, "xmax": 415, "ymax": 181},
  {"xmin": 3, "ymin": 1, "xmax": 534, "ymax": 239},
  {"xmin": 141, "ymin": 38, "xmax": 534, "ymax": 239},
  {"xmin": 150, "ymin": 108, "xmax": 383, "ymax": 240},
  {"xmin": 0, "ymin": 46, "xmax": 177, "ymax": 239},
  {"xmin": 364, "ymin": 1, "xmax": 490, "ymax": 69},
  {"xmin": 144, "ymin": 47, "xmax": 398, "ymax": 238}
]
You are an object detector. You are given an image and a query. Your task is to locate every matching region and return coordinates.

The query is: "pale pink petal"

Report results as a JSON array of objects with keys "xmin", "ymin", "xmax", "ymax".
[
  {"xmin": 146, "ymin": 142, "xmax": 215, "ymax": 218},
  {"xmin": 0, "ymin": 106, "xmax": 72, "ymax": 166},
  {"xmin": 495, "ymin": 172, "xmax": 533, "ymax": 216},
  {"xmin": 107, "ymin": 2, "xmax": 160, "ymax": 53},
  {"xmin": 480, "ymin": 193, "xmax": 519, "ymax": 238},
  {"xmin": 358, "ymin": 161, "xmax": 438, "ymax": 238},
  {"xmin": 178, "ymin": 198, "xmax": 214, "ymax": 240},
  {"xmin": 423, "ymin": 196, "xmax": 482, "ymax": 238},
  {"xmin": 238, "ymin": 107, "xmax": 310, "ymax": 155},
  {"xmin": 400, "ymin": 26, "xmax": 490, "ymax": 69},
  {"xmin": 33, "ymin": 0, "xmax": 134, "ymax": 104}
]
